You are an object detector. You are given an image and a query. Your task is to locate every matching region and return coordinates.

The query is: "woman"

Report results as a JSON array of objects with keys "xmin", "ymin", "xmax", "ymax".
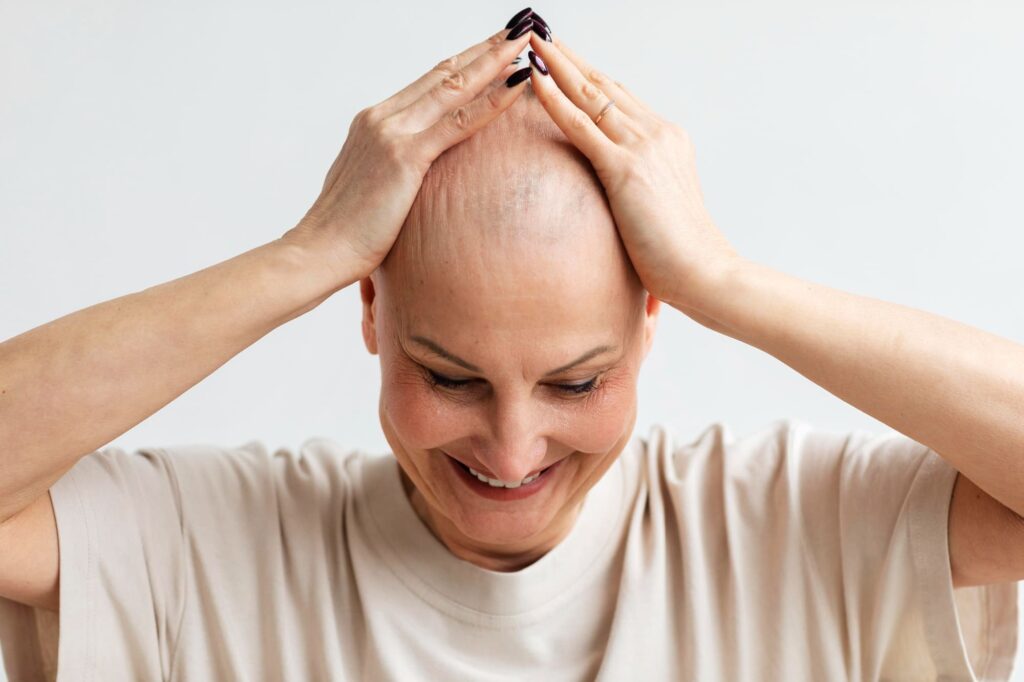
[{"xmin": 0, "ymin": 8, "xmax": 1020, "ymax": 680}]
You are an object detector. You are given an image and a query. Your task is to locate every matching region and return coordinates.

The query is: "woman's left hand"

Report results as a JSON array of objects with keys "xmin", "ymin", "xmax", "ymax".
[{"xmin": 527, "ymin": 33, "xmax": 740, "ymax": 311}]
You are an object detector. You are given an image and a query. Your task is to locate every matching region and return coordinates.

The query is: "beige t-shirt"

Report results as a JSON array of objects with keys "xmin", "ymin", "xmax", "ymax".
[{"xmin": 0, "ymin": 418, "xmax": 1018, "ymax": 681}]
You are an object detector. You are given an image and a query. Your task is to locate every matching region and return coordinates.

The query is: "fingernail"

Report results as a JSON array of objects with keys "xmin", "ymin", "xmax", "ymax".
[
  {"xmin": 531, "ymin": 22, "xmax": 552, "ymax": 42},
  {"xmin": 511, "ymin": 56, "xmax": 522, "ymax": 65},
  {"xmin": 531, "ymin": 12, "xmax": 550, "ymax": 31},
  {"xmin": 506, "ymin": 17, "xmax": 534, "ymax": 40},
  {"xmin": 504, "ymin": 7, "xmax": 532, "ymax": 29},
  {"xmin": 505, "ymin": 66, "xmax": 532, "ymax": 88},
  {"xmin": 527, "ymin": 50, "xmax": 548, "ymax": 76}
]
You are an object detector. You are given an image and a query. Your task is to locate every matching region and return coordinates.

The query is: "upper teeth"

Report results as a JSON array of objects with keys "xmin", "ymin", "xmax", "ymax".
[{"xmin": 468, "ymin": 466, "xmax": 542, "ymax": 488}]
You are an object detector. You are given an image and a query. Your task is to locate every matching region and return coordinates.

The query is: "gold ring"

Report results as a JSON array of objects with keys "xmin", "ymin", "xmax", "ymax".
[{"xmin": 593, "ymin": 98, "xmax": 616, "ymax": 125}]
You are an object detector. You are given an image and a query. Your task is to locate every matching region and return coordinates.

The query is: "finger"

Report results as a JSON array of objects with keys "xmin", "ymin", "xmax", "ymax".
[
  {"xmin": 527, "ymin": 39, "xmax": 643, "ymax": 147},
  {"xmin": 376, "ymin": 27, "xmax": 523, "ymax": 116},
  {"xmin": 527, "ymin": 60, "xmax": 622, "ymax": 164},
  {"xmin": 549, "ymin": 35, "xmax": 652, "ymax": 118},
  {"xmin": 391, "ymin": 26, "xmax": 534, "ymax": 131},
  {"xmin": 497, "ymin": 59, "xmax": 523, "ymax": 83},
  {"xmin": 526, "ymin": 36, "xmax": 640, "ymax": 145},
  {"xmin": 414, "ymin": 67, "xmax": 532, "ymax": 161}
]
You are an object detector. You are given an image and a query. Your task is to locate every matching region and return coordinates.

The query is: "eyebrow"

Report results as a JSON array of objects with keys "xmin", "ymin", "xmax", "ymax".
[{"xmin": 409, "ymin": 335, "xmax": 619, "ymax": 378}]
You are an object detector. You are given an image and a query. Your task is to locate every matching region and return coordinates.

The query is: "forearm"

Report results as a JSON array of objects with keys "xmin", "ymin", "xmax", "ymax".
[
  {"xmin": 0, "ymin": 237, "xmax": 357, "ymax": 523},
  {"xmin": 679, "ymin": 258, "xmax": 1024, "ymax": 518}
]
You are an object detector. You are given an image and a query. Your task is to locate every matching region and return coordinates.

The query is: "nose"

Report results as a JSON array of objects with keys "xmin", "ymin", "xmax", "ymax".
[{"xmin": 471, "ymin": 396, "xmax": 548, "ymax": 482}]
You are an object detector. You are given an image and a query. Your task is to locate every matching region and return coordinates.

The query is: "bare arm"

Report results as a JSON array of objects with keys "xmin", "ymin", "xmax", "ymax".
[
  {"xmin": 0, "ymin": 237, "xmax": 357, "ymax": 524},
  {"xmin": 677, "ymin": 259, "xmax": 1024, "ymax": 520},
  {"xmin": 673, "ymin": 258, "xmax": 1024, "ymax": 586}
]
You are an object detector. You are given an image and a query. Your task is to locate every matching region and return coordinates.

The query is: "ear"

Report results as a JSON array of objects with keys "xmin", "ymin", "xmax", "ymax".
[
  {"xmin": 641, "ymin": 292, "xmax": 661, "ymax": 360},
  {"xmin": 359, "ymin": 274, "xmax": 380, "ymax": 355}
]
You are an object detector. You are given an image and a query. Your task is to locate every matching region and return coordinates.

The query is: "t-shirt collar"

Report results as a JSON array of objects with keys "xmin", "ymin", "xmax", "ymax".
[{"xmin": 359, "ymin": 441, "xmax": 631, "ymax": 617}]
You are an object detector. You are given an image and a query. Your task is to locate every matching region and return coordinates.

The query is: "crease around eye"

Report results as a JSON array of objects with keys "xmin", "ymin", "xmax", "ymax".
[{"xmin": 423, "ymin": 368, "xmax": 600, "ymax": 395}]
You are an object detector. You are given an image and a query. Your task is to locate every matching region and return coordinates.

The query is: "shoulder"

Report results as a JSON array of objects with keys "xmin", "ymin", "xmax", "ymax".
[
  {"xmin": 71, "ymin": 437, "xmax": 374, "ymax": 522},
  {"xmin": 638, "ymin": 417, "xmax": 935, "ymax": 480},
  {"xmin": 629, "ymin": 418, "xmax": 946, "ymax": 528},
  {"xmin": 157, "ymin": 436, "xmax": 370, "ymax": 498},
  {"xmin": 634, "ymin": 417, "xmax": 827, "ymax": 484}
]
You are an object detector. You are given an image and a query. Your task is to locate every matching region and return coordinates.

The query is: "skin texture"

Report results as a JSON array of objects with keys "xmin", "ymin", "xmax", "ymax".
[{"xmin": 358, "ymin": 90, "xmax": 661, "ymax": 571}]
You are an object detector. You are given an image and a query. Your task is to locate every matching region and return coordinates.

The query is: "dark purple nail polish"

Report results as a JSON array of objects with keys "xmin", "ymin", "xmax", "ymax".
[
  {"xmin": 505, "ymin": 65, "xmax": 532, "ymax": 87},
  {"xmin": 505, "ymin": 7, "xmax": 533, "ymax": 29},
  {"xmin": 531, "ymin": 12, "xmax": 549, "ymax": 31},
  {"xmin": 506, "ymin": 17, "xmax": 534, "ymax": 40},
  {"xmin": 531, "ymin": 22, "xmax": 552, "ymax": 42},
  {"xmin": 527, "ymin": 50, "xmax": 548, "ymax": 76}
]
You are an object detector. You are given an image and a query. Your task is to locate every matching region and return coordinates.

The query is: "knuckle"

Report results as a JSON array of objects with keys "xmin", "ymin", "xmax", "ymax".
[
  {"xmin": 486, "ymin": 32, "xmax": 504, "ymax": 46},
  {"xmin": 432, "ymin": 55, "xmax": 460, "ymax": 77},
  {"xmin": 353, "ymin": 106, "xmax": 387, "ymax": 135},
  {"xmin": 366, "ymin": 110, "xmax": 397, "ymax": 137},
  {"xmin": 352, "ymin": 106, "xmax": 375, "ymax": 127},
  {"xmin": 580, "ymin": 81, "xmax": 603, "ymax": 101},
  {"xmin": 349, "ymin": 110, "xmax": 366, "ymax": 132},
  {"xmin": 479, "ymin": 47, "xmax": 505, "ymax": 72},
  {"xmin": 587, "ymin": 69, "xmax": 610, "ymax": 86},
  {"xmin": 449, "ymin": 106, "xmax": 472, "ymax": 131},
  {"xmin": 440, "ymin": 70, "xmax": 467, "ymax": 93},
  {"xmin": 484, "ymin": 88, "xmax": 503, "ymax": 112},
  {"xmin": 569, "ymin": 108, "xmax": 590, "ymax": 130}
]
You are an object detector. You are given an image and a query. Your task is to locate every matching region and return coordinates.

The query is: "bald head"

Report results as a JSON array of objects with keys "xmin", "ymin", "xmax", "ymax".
[
  {"xmin": 369, "ymin": 86, "xmax": 646, "ymax": 359},
  {"xmin": 382, "ymin": 88, "xmax": 640, "ymax": 283}
]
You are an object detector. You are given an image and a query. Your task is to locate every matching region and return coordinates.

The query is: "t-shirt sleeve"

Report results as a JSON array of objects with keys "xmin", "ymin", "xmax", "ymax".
[
  {"xmin": 0, "ymin": 438, "xmax": 357, "ymax": 682},
  {"xmin": 790, "ymin": 419, "xmax": 1019, "ymax": 680},
  {"xmin": 0, "ymin": 445, "xmax": 189, "ymax": 682}
]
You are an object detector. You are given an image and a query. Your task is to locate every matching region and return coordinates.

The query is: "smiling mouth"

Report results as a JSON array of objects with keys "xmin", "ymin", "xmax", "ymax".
[
  {"xmin": 467, "ymin": 462, "xmax": 548, "ymax": 487},
  {"xmin": 445, "ymin": 452, "xmax": 554, "ymax": 485}
]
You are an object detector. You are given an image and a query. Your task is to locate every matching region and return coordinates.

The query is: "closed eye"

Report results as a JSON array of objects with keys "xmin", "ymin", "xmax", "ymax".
[{"xmin": 425, "ymin": 369, "xmax": 600, "ymax": 395}]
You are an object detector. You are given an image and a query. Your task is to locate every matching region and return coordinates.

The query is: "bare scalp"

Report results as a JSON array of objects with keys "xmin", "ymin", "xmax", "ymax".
[{"xmin": 383, "ymin": 89, "xmax": 623, "ymax": 285}]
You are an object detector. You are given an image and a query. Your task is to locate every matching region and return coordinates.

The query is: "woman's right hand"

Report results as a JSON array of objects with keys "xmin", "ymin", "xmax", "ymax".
[{"xmin": 282, "ymin": 21, "xmax": 536, "ymax": 285}]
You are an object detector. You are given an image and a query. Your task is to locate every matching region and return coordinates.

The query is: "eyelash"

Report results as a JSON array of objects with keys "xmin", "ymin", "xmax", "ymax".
[{"xmin": 424, "ymin": 369, "xmax": 601, "ymax": 396}]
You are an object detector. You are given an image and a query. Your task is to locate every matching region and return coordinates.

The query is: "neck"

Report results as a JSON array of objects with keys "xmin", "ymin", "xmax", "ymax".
[{"xmin": 399, "ymin": 467, "xmax": 582, "ymax": 572}]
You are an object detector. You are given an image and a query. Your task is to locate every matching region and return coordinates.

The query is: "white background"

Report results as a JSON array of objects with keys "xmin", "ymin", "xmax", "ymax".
[{"xmin": 2, "ymin": 0, "xmax": 1023, "ymax": 678}]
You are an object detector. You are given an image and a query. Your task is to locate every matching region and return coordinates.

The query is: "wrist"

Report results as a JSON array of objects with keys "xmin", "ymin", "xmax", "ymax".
[
  {"xmin": 278, "ymin": 223, "xmax": 371, "ymax": 295},
  {"xmin": 668, "ymin": 251, "xmax": 745, "ymax": 312},
  {"xmin": 263, "ymin": 235, "xmax": 360, "ymax": 321}
]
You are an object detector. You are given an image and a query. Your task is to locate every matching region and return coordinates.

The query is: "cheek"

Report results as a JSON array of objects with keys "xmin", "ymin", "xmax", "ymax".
[
  {"xmin": 558, "ymin": 374, "xmax": 637, "ymax": 454},
  {"xmin": 380, "ymin": 365, "xmax": 467, "ymax": 450}
]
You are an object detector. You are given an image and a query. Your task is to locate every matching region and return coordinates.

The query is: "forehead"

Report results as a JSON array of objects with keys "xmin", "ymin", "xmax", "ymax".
[{"xmin": 382, "ymin": 231, "xmax": 642, "ymax": 364}]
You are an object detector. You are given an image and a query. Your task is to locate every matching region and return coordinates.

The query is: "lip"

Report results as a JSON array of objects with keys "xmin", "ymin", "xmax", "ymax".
[{"xmin": 446, "ymin": 452, "xmax": 562, "ymax": 501}]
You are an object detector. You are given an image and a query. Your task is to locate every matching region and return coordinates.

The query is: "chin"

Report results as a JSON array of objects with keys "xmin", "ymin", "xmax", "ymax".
[{"xmin": 448, "ymin": 502, "xmax": 562, "ymax": 548}]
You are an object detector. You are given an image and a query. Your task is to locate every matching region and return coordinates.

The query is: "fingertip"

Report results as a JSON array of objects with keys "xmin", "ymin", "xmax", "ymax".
[
  {"xmin": 527, "ymin": 32, "xmax": 546, "ymax": 52},
  {"xmin": 528, "ymin": 61, "xmax": 551, "ymax": 86},
  {"xmin": 504, "ymin": 65, "xmax": 532, "ymax": 88}
]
